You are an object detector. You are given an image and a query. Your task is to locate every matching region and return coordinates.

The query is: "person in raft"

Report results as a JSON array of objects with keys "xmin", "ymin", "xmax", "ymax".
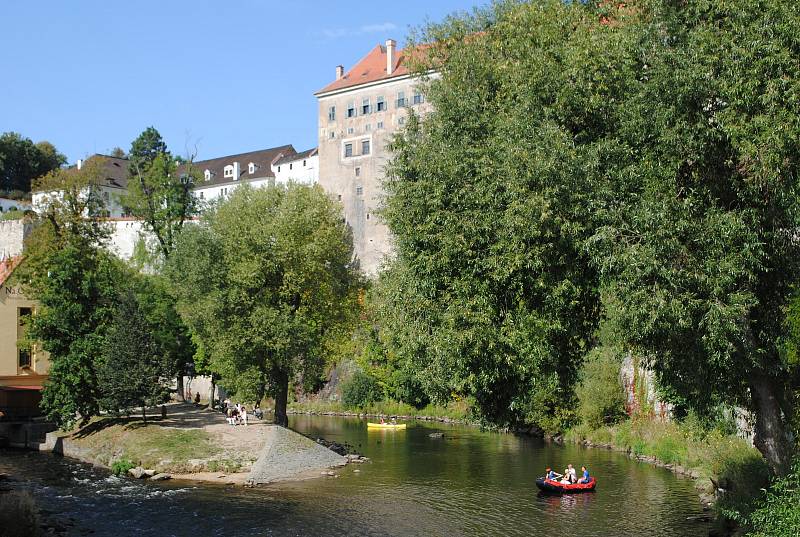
[
  {"xmin": 577, "ymin": 465, "xmax": 591, "ymax": 484},
  {"xmin": 545, "ymin": 467, "xmax": 562, "ymax": 481},
  {"xmin": 566, "ymin": 464, "xmax": 578, "ymax": 483}
]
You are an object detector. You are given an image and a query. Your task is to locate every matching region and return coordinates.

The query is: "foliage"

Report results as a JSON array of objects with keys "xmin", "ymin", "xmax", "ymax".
[
  {"xmin": 98, "ymin": 288, "xmax": 174, "ymax": 421},
  {"xmin": 124, "ymin": 127, "xmax": 198, "ymax": 262},
  {"xmin": 575, "ymin": 346, "xmax": 627, "ymax": 429},
  {"xmin": 380, "ymin": 0, "xmax": 621, "ymax": 431},
  {"xmin": 22, "ymin": 162, "xmax": 120, "ymax": 428},
  {"xmin": 165, "ymin": 184, "xmax": 360, "ymax": 426},
  {"xmin": 0, "ymin": 208, "xmax": 25, "ymax": 221},
  {"xmin": 738, "ymin": 460, "xmax": 800, "ymax": 536},
  {"xmin": 582, "ymin": 0, "xmax": 800, "ymax": 474},
  {"xmin": 0, "ymin": 131, "xmax": 65, "ymax": 193},
  {"xmin": 342, "ymin": 371, "xmax": 383, "ymax": 408},
  {"xmin": 110, "ymin": 458, "xmax": 135, "ymax": 476}
]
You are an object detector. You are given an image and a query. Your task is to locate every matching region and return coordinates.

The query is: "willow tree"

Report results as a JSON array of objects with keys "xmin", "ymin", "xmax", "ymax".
[
  {"xmin": 165, "ymin": 184, "xmax": 358, "ymax": 427},
  {"xmin": 588, "ymin": 0, "xmax": 800, "ymax": 475},
  {"xmin": 380, "ymin": 0, "xmax": 634, "ymax": 431}
]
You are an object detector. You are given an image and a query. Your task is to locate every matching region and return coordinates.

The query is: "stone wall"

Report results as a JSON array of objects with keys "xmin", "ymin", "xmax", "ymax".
[{"xmin": 0, "ymin": 220, "xmax": 31, "ymax": 260}]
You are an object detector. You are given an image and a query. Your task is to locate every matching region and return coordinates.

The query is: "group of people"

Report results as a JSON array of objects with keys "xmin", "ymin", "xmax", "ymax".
[
  {"xmin": 222, "ymin": 400, "xmax": 263, "ymax": 425},
  {"xmin": 545, "ymin": 464, "xmax": 591, "ymax": 484}
]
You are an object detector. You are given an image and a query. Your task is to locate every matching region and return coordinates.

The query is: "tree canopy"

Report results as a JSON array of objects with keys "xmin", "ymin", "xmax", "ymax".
[
  {"xmin": 381, "ymin": 0, "xmax": 800, "ymax": 472},
  {"xmin": 0, "ymin": 132, "xmax": 66, "ymax": 194},
  {"xmin": 165, "ymin": 184, "xmax": 360, "ymax": 426}
]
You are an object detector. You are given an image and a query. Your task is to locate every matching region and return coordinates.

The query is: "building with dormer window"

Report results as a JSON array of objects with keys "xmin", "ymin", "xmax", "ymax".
[{"xmin": 190, "ymin": 145, "xmax": 298, "ymax": 202}]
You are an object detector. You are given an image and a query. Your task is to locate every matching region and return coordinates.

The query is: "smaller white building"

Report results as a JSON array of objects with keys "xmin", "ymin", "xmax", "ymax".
[
  {"xmin": 191, "ymin": 145, "xmax": 297, "ymax": 203},
  {"xmin": 31, "ymin": 155, "xmax": 129, "ymax": 218},
  {"xmin": 271, "ymin": 148, "xmax": 319, "ymax": 185}
]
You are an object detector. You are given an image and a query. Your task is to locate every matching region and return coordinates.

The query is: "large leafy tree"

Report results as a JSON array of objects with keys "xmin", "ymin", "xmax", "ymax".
[
  {"xmin": 22, "ymin": 162, "xmax": 120, "ymax": 428},
  {"xmin": 166, "ymin": 184, "xmax": 359, "ymax": 426},
  {"xmin": 0, "ymin": 132, "xmax": 66, "ymax": 194},
  {"xmin": 588, "ymin": 0, "xmax": 800, "ymax": 475},
  {"xmin": 379, "ymin": 0, "xmax": 632, "ymax": 431}
]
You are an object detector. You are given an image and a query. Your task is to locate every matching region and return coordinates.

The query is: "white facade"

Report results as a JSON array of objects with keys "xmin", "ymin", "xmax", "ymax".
[
  {"xmin": 272, "ymin": 153, "xmax": 319, "ymax": 185},
  {"xmin": 32, "ymin": 184, "xmax": 127, "ymax": 218},
  {"xmin": 193, "ymin": 176, "xmax": 272, "ymax": 203}
]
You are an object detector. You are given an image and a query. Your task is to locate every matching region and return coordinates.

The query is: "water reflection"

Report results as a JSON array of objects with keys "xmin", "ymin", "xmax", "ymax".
[{"xmin": 0, "ymin": 416, "xmax": 709, "ymax": 537}]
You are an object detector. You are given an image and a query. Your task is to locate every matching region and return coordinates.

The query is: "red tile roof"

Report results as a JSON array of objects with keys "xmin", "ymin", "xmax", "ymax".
[
  {"xmin": 0, "ymin": 256, "xmax": 22, "ymax": 287},
  {"xmin": 316, "ymin": 43, "xmax": 415, "ymax": 95}
]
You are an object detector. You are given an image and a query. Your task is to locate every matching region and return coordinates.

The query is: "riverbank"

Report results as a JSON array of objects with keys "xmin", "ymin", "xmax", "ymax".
[
  {"xmin": 565, "ymin": 418, "xmax": 769, "ymax": 533},
  {"xmin": 42, "ymin": 403, "xmax": 349, "ymax": 485},
  {"xmin": 287, "ymin": 399, "xmax": 473, "ymax": 424}
]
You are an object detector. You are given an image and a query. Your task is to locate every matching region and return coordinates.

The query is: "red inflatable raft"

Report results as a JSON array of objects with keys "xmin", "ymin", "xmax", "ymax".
[{"xmin": 535, "ymin": 477, "xmax": 597, "ymax": 494}]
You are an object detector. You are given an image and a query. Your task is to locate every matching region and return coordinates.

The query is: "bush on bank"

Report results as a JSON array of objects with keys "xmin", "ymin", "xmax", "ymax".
[{"xmin": 735, "ymin": 460, "xmax": 800, "ymax": 537}]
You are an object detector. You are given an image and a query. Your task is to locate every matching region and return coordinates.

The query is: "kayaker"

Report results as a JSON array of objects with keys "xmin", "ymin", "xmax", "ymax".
[{"xmin": 577, "ymin": 466, "xmax": 590, "ymax": 484}]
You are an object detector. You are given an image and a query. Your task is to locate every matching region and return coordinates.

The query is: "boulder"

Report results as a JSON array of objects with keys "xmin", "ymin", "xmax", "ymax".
[
  {"xmin": 150, "ymin": 473, "xmax": 171, "ymax": 481},
  {"xmin": 128, "ymin": 467, "xmax": 147, "ymax": 479},
  {"xmin": 428, "ymin": 432, "xmax": 444, "ymax": 439},
  {"xmin": 143, "ymin": 469, "xmax": 156, "ymax": 477}
]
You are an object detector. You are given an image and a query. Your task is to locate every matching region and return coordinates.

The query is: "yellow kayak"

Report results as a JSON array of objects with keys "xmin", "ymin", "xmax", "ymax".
[{"xmin": 367, "ymin": 422, "xmax": 407, "ymax": 429}]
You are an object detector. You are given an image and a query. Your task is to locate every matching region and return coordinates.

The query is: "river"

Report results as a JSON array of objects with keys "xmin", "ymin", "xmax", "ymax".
[{"xmin": 0, "ymin": 415, "xmax": 708, "ymax": 536}]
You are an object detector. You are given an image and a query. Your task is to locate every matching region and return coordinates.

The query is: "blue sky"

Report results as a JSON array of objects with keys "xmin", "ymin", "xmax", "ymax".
[{"xmin": 1, "ymin": 0, "xmax": 485, "ymax": 163}]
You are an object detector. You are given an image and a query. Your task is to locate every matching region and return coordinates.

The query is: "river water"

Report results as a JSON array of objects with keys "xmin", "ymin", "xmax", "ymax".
[{"xmin": 0, "ymin": 416, "xmax": 708, "ymax": 536}]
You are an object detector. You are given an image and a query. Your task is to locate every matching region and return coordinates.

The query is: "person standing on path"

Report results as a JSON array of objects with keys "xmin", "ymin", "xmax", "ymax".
[{"xmin": 241, "ymin": 405, "xmax": 248, "ymax": 426}]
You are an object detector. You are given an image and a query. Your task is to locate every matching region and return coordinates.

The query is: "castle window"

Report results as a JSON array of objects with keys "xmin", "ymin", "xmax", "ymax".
[
  {"xmin": 376, "ymin": 96, "xmax": 386, "ymax": 111},
  {"xmin": 344, "ymin": 143, "xmax": 353, "ymax": 158},
  {"xmin": 204, "ymin": 169, "xmax": 211, "ymax": 181},
  {"xmin": 303, "ymin": 160, "xmax": 307, "ymax": 167},
  {"xmin": 361, "ymin": 140, "xmax": 370, "ymax": 156},
  {"xmin": 396, "ymin": 91, "xmax": 406, "ymax": 108},
  {"xmin": 347, "ymin": 101, "xmax": 356, "ymax": 118},
  {"xmin": 361, "ymin": 98, "xmax": 371, "ymax": 115},
  {"xmin": 413, "ymin": 91, "xmax": 425, "ymax": 105},
  {"xmin": 223, "ymin": 165, "xmax": 234, "ymax": 178},
  {"xmin": 248, "ymin": 162, "xmax": 256, "ymax": 174},
  {"xmin": 356, "ymin": 186, "xmax": 363, "ymax": 196},
  {"xmin": 377, "ymin": 121, "xmax": 384, "ymax": 129},
  {"xmin": 355, "ymin": 167, "xmax": 361, "ymax": 177},
  {"xmin": 328, "ymin": 106, "xmax": 336, "ymax": 121}
]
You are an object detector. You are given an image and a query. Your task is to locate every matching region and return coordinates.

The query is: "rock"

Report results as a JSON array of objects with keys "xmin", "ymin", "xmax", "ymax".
[
  {"xmin": 143, "ymin": 469, "xmax": 156, "ymax": 477},
  {"xmin": 349, "ymin": 458, "xmax": 364, "ymax": 463},
  {"xmin": 128, "ymin": 467, "xmax": 146, "ymax": 479},
  {"xmin": 346, "ymin": 453, "xmax": 361, "ymax": 460},
  {"xmin": 353, "ymin": 469, "xmax": 360, "ymax": 473},
  {"xmin": 428, "ymin": 432, "xmax": 444, "ymax": 438},
  {"xmin": 360, "ymin": 457, "xmax": 370, "ymax": 462},
  {"xmin": 150, "ymin": 473, "xmax": 171, "ymax": 481},
  {"xmin": 690, "ymin": 469, "xmax": 702, "ymax": 479}
]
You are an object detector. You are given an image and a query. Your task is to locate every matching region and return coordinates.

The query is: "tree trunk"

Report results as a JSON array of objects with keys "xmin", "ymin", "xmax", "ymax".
[
  {"xmin": 750, "ymin": 373, "xmax": 791, "ymax": 476},
  {"xmin": 176, "ymin": 374, "xmax": 185, "ymax": 402},
  {"xmin": 274, "ymin": 370, "xmax": 289, "ymax": 428}
]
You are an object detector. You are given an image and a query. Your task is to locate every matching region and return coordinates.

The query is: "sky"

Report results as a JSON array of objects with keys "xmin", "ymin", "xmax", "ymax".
[{"xmin": 0, "ymin": 0, "xmax": 485, "ymax": 164}]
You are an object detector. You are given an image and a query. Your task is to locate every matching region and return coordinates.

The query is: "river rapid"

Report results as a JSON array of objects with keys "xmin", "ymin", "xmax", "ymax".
[{"xmin": 0, "ymin": 415, "xmax": 708, "ymax": 536}]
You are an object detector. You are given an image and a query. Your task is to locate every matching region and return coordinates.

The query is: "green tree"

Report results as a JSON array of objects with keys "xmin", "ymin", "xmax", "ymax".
[
  {"xmin": 380, "ymin": 0, "xmax": 617, "ymax": 432},
  {"xmin": 98, "ymin": 288, "xmax": 174, "ymax": 422},
  {"xmin": 165, "ymin": 184, "xmax": 359, "ymax": 426},
  {"xmin": 0, "ymin": 132, "xmax": 66, "ymax": 194},
  {"xmin": 22, "ymin": 162, "xmax": 119, "ymax": 428},
  {"xmin": 124, "ymin": 127, "xmax": 198, "ymax": 262},
  {"xmin": 587, "ymin": 0, "xmax": 800, "ymax": 475}
]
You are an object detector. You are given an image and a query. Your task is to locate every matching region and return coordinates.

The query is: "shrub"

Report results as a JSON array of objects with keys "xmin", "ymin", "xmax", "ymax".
[
  {"xmin": 342, "ymin": 371, "xmax": 382, "ymax": 408},
  {"xmin": 730, "ymin": 460, "xmax": 800, "ymax": 536},
  {"xmin": 575, "ymin": 346, "xmax": 627, "ymax": 429},
  {"xmin": 0, "ymin": 491, "xmax": 42, "ymax": 537},
  {"xmin": 110, "ymin": 458, "xmax": 135, "ymax": 476}
]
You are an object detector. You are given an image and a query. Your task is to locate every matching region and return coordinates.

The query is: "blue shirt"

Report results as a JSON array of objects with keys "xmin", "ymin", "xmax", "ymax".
[{"xmin": 583, "ymin": 469, "xmax": 590, "ymax": 480}]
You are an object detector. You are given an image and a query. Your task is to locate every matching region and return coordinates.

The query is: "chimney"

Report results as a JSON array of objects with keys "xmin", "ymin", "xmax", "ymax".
[
  {"xmin": 336, "ymin": 65, "xmax": 344, "ymax": 80},
  {"xmin": 77, "ymin": 159, "xmax": 83, "ymax": 170},
  {"xmin": 386, "ymin": 39, "xmax": 396, "ymax": 75},
  {"xmin": 232, "ymin": 162, "xmax": 240, "ymax": 180}
]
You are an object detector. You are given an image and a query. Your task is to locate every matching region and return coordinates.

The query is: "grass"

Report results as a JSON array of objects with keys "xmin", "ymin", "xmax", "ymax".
[
  {"xmin": 566, "ymin": 417, "xmax": 771, "ymax": 527},
  {"xmin": 66, "ymin": 417, "xmax": 222, "ymax": 473},
  {"xmin": 288, "ymin": 398, "xmax": 473, "ymax": 422}
]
